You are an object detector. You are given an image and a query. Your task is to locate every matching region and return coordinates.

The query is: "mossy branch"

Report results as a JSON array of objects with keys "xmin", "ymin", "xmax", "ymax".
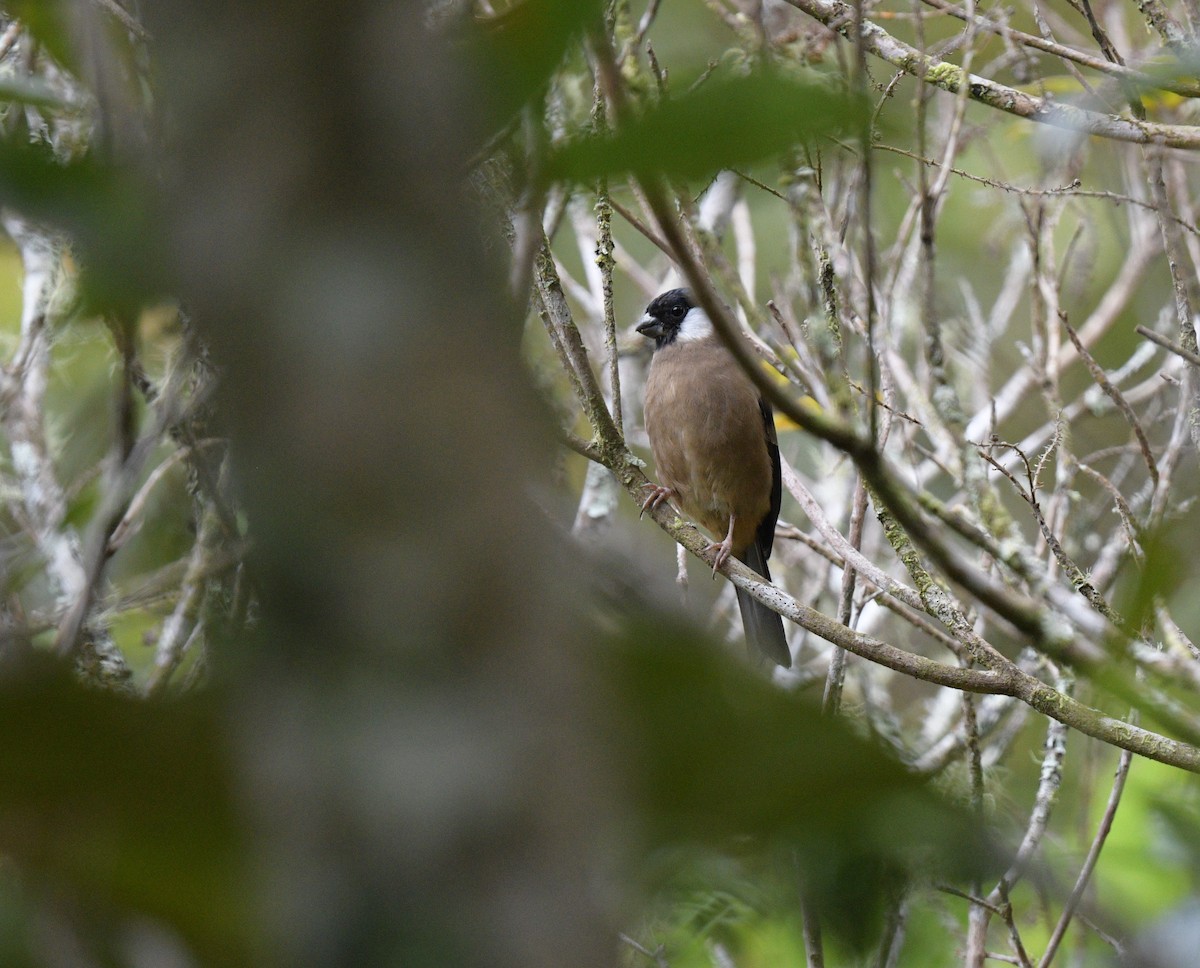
[{"xmin": 783, "ymin": 0, "xmax": 1200, "ymax": 150}]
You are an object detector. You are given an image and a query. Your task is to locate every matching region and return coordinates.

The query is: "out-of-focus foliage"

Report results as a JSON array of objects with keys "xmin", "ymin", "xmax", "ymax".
[
  {"xmin": 545, "ymin": 69, "xmax": 862, "ymax": 184},
  {"xmin": 0, "ymin": 143, "xmax": 166, "ymax": 311},
  {"xmin": 611, "ymin": 623, "xmax": 999, "ymax": 948},
  {"xmin": 0, "ymin": 1, "xmax": 1197, "ymax": 967},
  {"xmin": 0, "ymin": 663, "xmax": 251, "ymax": 965},
  {"xmin": 468, "ymin": 0, "xmax": 607, "ymax": 124}
]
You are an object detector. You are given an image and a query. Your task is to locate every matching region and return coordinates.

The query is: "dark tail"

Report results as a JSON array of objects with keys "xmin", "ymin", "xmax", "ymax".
[{"xmin": 735, "ymin": 542, "xmax": 791, "ymax": 668}]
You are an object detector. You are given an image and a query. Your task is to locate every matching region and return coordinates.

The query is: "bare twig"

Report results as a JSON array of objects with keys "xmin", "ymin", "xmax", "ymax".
[
  {"xmin": 89, "ymin": 0, "xmax": 151, "ymax": 40},
  {"xmin": 1136, "ymin": 323, "xmax": 1200, "ymax": 368},
  {"xmin": 783, "ymin": 0, "xmax": 1200, "ymax": 148},
  {"xmin": 1061, "ymin": 311, "xmax": 1158, "ymax": 485},
  {"xmin": 1038, "ymin": 749, "xmax": 1134, "ymax": 967}
]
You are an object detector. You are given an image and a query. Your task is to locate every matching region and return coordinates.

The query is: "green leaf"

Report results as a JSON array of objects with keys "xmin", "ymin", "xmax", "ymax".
[
  {"xmin": 545, "ymin": 68, "xmax": 862, "ymax": 184},
  {"xmin": 466, "ymin": 0, "xmax": 606, "ymax": 124},
  {"xmin": 0, "ymin": 140, "xmax": 168, "ymax": 314},
  {"xmin": 1115, "ymin": 523, "xmax": 1184, "ymax": 633},
  {"xmin": 0, "ymin": 661, "xmax": 256, "ymax": 965},
  {"xmin": 607, "ymin": 620, "xmax": 1002, "ymax": 948},
  {"xmin": 3, "ymin": 1, "xmax": 77, "ymax": 74}
]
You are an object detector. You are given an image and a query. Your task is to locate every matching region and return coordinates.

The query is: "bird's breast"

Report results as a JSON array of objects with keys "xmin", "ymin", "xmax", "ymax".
[{"xmin": 643, "ymin": 340, "xmax": 773, "ymax": 550}]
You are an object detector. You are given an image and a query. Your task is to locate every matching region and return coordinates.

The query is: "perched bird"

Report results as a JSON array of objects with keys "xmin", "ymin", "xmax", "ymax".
[{"xmin": 637, "ymin": 288, "xmax": 791, "ymax": 668}]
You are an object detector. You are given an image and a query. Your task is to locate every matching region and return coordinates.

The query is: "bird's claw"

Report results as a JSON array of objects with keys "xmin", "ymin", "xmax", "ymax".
[
  {"xmin": 703, "ymin": 537, "xmax": 733, "ymax": 577},
  {"xmin": 640, "ymin": 483, "xmax": 674, "ymax": 518}
]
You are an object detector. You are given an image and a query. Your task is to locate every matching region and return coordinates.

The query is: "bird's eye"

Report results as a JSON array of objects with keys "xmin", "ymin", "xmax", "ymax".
[{"xmin": 671, "ymin": 304, "xmax": 686, "ymax": 318}]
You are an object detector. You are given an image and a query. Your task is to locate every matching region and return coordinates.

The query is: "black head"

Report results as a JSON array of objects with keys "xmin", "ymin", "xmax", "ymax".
[{"xmin": 636, "ymin": 288, "xmax": 713, "ymax": 349}]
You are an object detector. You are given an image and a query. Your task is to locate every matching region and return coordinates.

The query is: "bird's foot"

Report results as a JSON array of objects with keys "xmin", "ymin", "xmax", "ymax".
[
  {"xmin": 705, "ymin": 513, "xmax": 738, "ymax": 578},
  {"xmin": 703, "ymin": 536, "xmax": 734, "ymax": 577},
  {"xmin": 640, "ymin": 483, "xmax": 674, "ymax": 518}
]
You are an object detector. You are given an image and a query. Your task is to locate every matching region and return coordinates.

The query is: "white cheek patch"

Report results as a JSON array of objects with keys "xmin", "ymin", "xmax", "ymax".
[{"xmin": 676, "ymin": 305, "xmax": 715, "ymax": 342}]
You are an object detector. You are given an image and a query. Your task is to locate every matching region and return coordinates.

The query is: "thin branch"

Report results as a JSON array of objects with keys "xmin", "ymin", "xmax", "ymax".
[
  {"xmin": 619, "ymin": 932, "xmax": 670, "ymax": 968},
  {"xmin": 822, "ymin": 474, "xmax": 866, "ymax": 715},
  {"xmin": 1060, "ymin": 311, "xmax": 1158, "ymax": 486},
  {"xmin": 1136, "ymin": 323, "xmax": 1200, "ymax": 368},
  {"xmin": 993, "ymin": 708, "xmax": 1070, "ymax": 898},
  {"xmin": 783, "ymin": 0, "xmax": 1200, "ymax": 148},
  {"xmin": 596, "ymin": 188, "xmax": 622, "ymax": 433},
  {"xmin": 533, "ymin": 236, "xmax": 622, "ymax": 447},
  {"xmin": 609, "ymin": 195, "xmax": 673, "ymax": 257},
  {"xmin": 108, "ymin": 439, "xmax": 223, "ymax": 552},
  {"xmin": 54, "ymin": 320, "xmax": 202, "ymax": 661},
  {"xmin": 144, "ymin": 478, "xmax": 227, "ymax": 697},
  {"xmin": 634, "ymin": 0, "xmax": 665, "ymax": 46},
  {"xmin": 89, "ymin": 0, "xmax": 151, "ymax": 41},
  {"xmin": 915, "ymin": 0, "xmax": 1182, "ymax": 91},
  {"xmin": 872, "ymin": 142, "xmax": 1200, "ymax": 237},
  {"xmin": 1038, "ymin": 749, "xmax": 1134, "ymax": 967},
  {"xmin": 561, "ymin": 429, "xmax": 604, "ymax": 462}
]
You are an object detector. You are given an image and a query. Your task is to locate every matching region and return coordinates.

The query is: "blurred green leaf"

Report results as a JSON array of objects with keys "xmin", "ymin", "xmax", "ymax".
[
  {"xmin": 0, "ymin": 140, "xmax": 167, "ymax": 313},
  {"xmin": 3, "ymin": 1, "xmax": 77, "ymax": 75},
  {"xmin": 0, "ymin": 661, "xmax": 255, "ymax": 965},
  {"xmin": 467, "ymin": 0, "xmax": 605, "ymax": 125},
  {"xmin": 545, "ymin": 69, "xmax": 862, "ymax": 184},
  {"xmin": 1151, "ymin": 791, "xmax": 1200, "ymax": 878},
  {"xmin": 1115, "ymin": 523, "xmax": 1184, "ymax": 633},
  {"xmin": 608, "ymin": 621, "xmax": 1002, "ymax": 948}
]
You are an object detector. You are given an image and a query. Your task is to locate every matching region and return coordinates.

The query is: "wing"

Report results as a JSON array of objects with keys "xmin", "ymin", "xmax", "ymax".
[{"xmin": 756, "ymin": 395, "xmax": 781, "ymax": 560}]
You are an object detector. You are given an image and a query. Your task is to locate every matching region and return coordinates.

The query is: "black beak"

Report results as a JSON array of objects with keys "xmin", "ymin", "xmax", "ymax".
[{"xmin": 636, "ymin": 314, "xmax": 665, "ymax": 340}]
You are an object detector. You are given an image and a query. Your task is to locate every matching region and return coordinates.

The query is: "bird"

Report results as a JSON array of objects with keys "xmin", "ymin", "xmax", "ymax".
[{"xmin": 636, "ymin": 288, "xmax": 791, "ymax": 669}]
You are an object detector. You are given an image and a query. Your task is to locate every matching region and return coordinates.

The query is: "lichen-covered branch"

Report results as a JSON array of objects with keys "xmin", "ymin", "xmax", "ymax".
[{"xmin": 783, "ymin": 0, "xmax": 1200, "ymax": 149}]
